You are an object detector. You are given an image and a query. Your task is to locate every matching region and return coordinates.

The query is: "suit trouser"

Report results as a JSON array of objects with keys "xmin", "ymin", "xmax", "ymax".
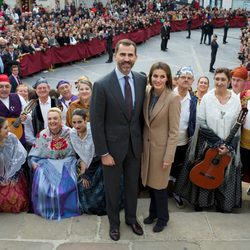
[
  {"xmin": 210, "ymin": 54, "xmax": 216, "ymax": 70},
  {"xmin": 102, "ymin": 142, "xmax": 140, "ymax": 228},
  {"xmin": 161, "ymin": 38, "xmax": 166, "ymax": 50},
  {"xmin": 148, "ymin": 187, "xmax": 169, "ymax": 226}
]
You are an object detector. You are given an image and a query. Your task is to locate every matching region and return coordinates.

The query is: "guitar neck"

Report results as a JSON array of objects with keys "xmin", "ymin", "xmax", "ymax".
[
  {"xmin": 11, "ymin": 117, "xmax": 22, "ymax": 128},
  {"xmin": 224, "ymin": 122, "xmax": 241, "ymax": 145}
]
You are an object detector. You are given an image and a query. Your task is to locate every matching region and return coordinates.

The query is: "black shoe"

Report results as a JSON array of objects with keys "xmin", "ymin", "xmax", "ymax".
[
  {"xmin": 153, "ymin": 221, "xmax": 166, "ymax": 233},
  {"xmin": 161, "ymin": 49, "xmax": 166, "ymax": 52},
  {"xmin": 105, "ymin": 60, "xmax": 112, "ymax": 63},
  {"xmin": 212, "ymin": 68, "xmax": 215, "ymax": 70},
  {"xmin": 186, "ymin": 36, "xmax": 190, "ymax": 39},
  {"xmin": 143, "ymin": 216, "xmax": 156, "ymax": 225},
  {"xmin": 209, "ymin": 69, "xmax": 214, "ymax": 73},
  {"xmin": 126, "ymin": 221, "xmax": 143, "ymax": 235},
  {"xmin": 200, "ymin": 42, "xmax": 202, "ymax": 44},
  {"xmin": 109, "ymin": 228, "xmax": 120, "ymax": 241}
]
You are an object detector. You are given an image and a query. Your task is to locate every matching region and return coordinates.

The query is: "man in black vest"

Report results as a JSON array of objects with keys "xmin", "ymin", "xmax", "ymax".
[{"xmin": 30, "ymin": 77, "xmax": 58, "ymax": 137}]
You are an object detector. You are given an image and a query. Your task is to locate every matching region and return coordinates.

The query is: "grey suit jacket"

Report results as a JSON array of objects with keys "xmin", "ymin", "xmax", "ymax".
[{"xmin": 90, "ymin": 70, "xmax": 147, "ymax": 163}]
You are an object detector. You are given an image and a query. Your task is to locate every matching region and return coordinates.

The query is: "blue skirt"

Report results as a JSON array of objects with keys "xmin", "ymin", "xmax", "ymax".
[{"xmin": 32, "ymin": 157, "xmax": 80, "ymax": 220}]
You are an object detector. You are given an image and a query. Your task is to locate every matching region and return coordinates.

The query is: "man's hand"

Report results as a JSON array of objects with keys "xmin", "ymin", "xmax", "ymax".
[
  {"xmin": 20, "ymin": 114, "xmax": 27, "ymax": 122},
  {"xmin": 101, "ymin": 154, "xmax": 115, "ymax": 167}
]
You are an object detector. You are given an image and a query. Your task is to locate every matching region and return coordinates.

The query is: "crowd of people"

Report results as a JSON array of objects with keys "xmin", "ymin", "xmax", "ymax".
[
  {"xmin": 239, "ymin": 25, "xmax": 250, "ymax": 66},
  {"xmin": 1, "ymin": 36, "xmax": 250, "ymax": 240},
  {"xmin": 0, "ymin": 0, "xmax": 248, "ymax": 76}
]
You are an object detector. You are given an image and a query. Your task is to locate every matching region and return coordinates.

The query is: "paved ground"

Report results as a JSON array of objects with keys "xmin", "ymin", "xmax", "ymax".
[
  {"xmin": 1, "ymin": 182, "xmax": 250, "ymax": 250},
  {"xmin": 3, "ymin": 28, "xmax": 249, "ymax": 250}
]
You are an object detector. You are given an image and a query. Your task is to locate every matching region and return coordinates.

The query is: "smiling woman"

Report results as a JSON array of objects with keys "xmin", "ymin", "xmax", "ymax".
[
  {"xmin": 141, "ymin": 62, "xmax": 181, "ymax": 233},
  {"xmin": 28, "ymin": 108, "xmax": 81, "ymax": 220},
  {"xmin": 175, "ymin": 68, "xmax": 242, "ymax": 213}
]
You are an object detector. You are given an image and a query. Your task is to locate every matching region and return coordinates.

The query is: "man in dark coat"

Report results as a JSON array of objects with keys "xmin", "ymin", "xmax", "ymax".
[
  {"xmin": 161, "ymin": 21, "xmax": 171, "ymax": 51},
  {"xmin": 90, "ymin": 39, "xmax": 147, "ymax": 241},
  {"xmin": 186, "ymin": 16, "xmax": 192, "ymax": 39},
  {"xmin": 4, "ymin": 44, "xmax": 20, "ymax": 76},
  {"xmin": 207, "ymin": 20, "xmax": 214, "ymax": 45},
  {"xmin": 223, "ymin": 19, "xmax": 229, "ymax": 44},
  {"xmin": 9, "ymin": 65, "xmax": 21, "ymax": 93},
  {"xmin": 200, "ymin": 20, "xmax": 208, "ymax": 44},
  {"xmin": 209, "ymin": 34, "xmax": 219, "ymax": 72},
  {"xmin": 105, "ymin": 26, "xmax": 113, "ymax": 63}
]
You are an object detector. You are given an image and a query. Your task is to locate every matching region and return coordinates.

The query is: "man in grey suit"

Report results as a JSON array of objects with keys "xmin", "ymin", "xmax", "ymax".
[{"xmin": 90, "ymin": 39, "xmax": 147, "ymax": 241}]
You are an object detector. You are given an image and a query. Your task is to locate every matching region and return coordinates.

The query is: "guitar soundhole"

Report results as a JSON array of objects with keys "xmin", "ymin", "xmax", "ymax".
[
  {"xmin": 212, "ymin": 158, "xmax": 220, "ymax": 165},
  {"xmin": 199, "ymin": 172, "xmax": 215, "ymax": 180}
]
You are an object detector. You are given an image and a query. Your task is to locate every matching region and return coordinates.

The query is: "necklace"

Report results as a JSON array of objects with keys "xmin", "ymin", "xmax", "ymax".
[{"xmin": 49, "ymin": 128, "xmax": 62, "ymax": 137}]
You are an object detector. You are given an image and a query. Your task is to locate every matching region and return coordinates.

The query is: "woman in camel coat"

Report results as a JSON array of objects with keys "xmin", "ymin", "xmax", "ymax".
[{"xmin": 141, "ymin": 62, "xmax": 181, "ymax": 233}]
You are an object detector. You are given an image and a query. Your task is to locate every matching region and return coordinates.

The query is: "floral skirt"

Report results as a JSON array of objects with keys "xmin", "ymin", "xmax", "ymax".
[{"xmin": 0, "ymin": 173, "xmax": 29, "ymax": 213}]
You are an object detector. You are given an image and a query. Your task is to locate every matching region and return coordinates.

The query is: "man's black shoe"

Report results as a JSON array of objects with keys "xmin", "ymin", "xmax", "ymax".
[
  {"xmin": 143, "ymin": 216, "xmax": 156, "ymax": 224},
  {"xmin": 105, "ymin": 60, "xmax": 112, "ymax": 63},
  {"xmin": 126, "ymin": 221, "xmax": 143, "ymax": 235},
  {"xmin": 209, "ymin": 69, "xmax": 215, "ymax": 73},
  {"xmin": 186, "ymin": 36, "xmax": 190, "ymax": 39},
  {"xmin": 109, "ymin": 228, "xmax": 120, "ymax": 241},
  {"xmin": 153, "ymin": 221, "xmax": 166, "ymax": 233}
]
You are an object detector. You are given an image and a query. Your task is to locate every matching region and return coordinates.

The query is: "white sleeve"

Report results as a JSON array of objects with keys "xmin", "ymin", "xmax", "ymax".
[{"xmin": 24, "ymin": 115, "xmax": 36, "ymax": 146}]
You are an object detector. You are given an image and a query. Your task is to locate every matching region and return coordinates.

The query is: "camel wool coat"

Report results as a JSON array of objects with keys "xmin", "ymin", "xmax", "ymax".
[{"xmin": 141, "ymin": 86, "xmax": 181, "ymax": 190}]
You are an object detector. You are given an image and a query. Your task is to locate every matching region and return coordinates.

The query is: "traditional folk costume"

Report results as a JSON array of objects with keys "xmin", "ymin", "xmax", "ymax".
[
  {"xmin": 175, "ymin": 89, "xmax": 242, "ymax": 212},
  {"xmin": 0, "ymin": 133, "xmax": 29, "ymax": 212},
  {"xmin": 70, "ymin": 123, "xmax": 106, "ymax": 215},
  {"xmin": 240, "ymin": 90, "xmax": 250, "ymax": 183},
  {"xmin": 0, "ymin": 93, "xmax": 26, "ymax": 145},
  {"xmin": 28, "ymin": 126, "xmax": 80, "ymax": 220}
]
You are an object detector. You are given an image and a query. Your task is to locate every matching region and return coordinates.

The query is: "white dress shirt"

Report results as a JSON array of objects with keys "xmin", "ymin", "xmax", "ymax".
[
  {"xmin": 39, "ymin": 97, "xmax": 51, "ymax": 129},
  {"xmin": 174, "ymin": 88, "xmax": 191, "ymax": 146}
]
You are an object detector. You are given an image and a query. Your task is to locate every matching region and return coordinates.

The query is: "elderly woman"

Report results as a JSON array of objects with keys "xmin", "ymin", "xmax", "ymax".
[
  {"xmin": 66, "ymin": 79, "xmax": 92, "ymax": 127},
  {"xmin": 28, "ymin": 108, "xmax": 80, "ymax": 220},
  {"xmin": 175, "ymin": 68, "xmax": 242, "ymax": 213},
  {"xmin": 0, "ymin": 117, "xmax": 29, "ymax": 213}
]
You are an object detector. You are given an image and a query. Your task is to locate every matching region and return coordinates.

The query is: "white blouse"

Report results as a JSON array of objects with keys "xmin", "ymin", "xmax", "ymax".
[{"xmin": 198, "ymin": 89, "xmax": 241, "ymax": 140}]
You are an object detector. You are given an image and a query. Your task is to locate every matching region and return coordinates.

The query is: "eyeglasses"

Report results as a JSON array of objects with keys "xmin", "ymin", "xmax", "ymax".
[
  {"xmin": 180, "ymin": 75, "xmax": 193, "ymax": 80},
  {"xmin": 0, "ymin": 85, "xmax": 11, "ymax": 89},
  {"xmin": 214, "ymin": 77, "xmax": 227, "ymax": 81}
]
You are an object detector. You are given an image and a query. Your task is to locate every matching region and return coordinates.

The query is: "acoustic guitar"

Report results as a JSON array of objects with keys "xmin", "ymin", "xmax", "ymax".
[
  {"xmin": 189, "ymin": 108, "xmax": 248, "ymax": 190},
  {"xmin": 7, "ymin": 99, "xmax": 37, "ymax": 139}
]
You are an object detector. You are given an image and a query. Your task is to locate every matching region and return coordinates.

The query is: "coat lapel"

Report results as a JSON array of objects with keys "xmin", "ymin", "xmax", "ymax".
[
  {"xmin": 143, "ymin": 85, "xmax": 151, "ymax": 127},
  {"xmin": 149, "ymin": 88, "xmax": 169, "ymax": 123},
  {"xmin": 108, "ymin": 70, "xmax": 128, "ymax": 119}
]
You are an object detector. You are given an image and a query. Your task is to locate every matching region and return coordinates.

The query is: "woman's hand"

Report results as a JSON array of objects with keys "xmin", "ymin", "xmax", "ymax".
[
  {"xmin": 32, "ymin": 163, "xmax": 39, "ymax": 170},
  {"xmin": 162, "ymin": 162, "xmax": 172, "ymax": 169},
  {"xmin": 79, "ymin": 161, "xmax": 87, "ymax": 174},
  {"xmin": 82, "ymin": 178, "xmax": 91, "ymax": 188},
  {"xmin": 218, "ymin": 144, "xmax": 229, "ymax": 155}
]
